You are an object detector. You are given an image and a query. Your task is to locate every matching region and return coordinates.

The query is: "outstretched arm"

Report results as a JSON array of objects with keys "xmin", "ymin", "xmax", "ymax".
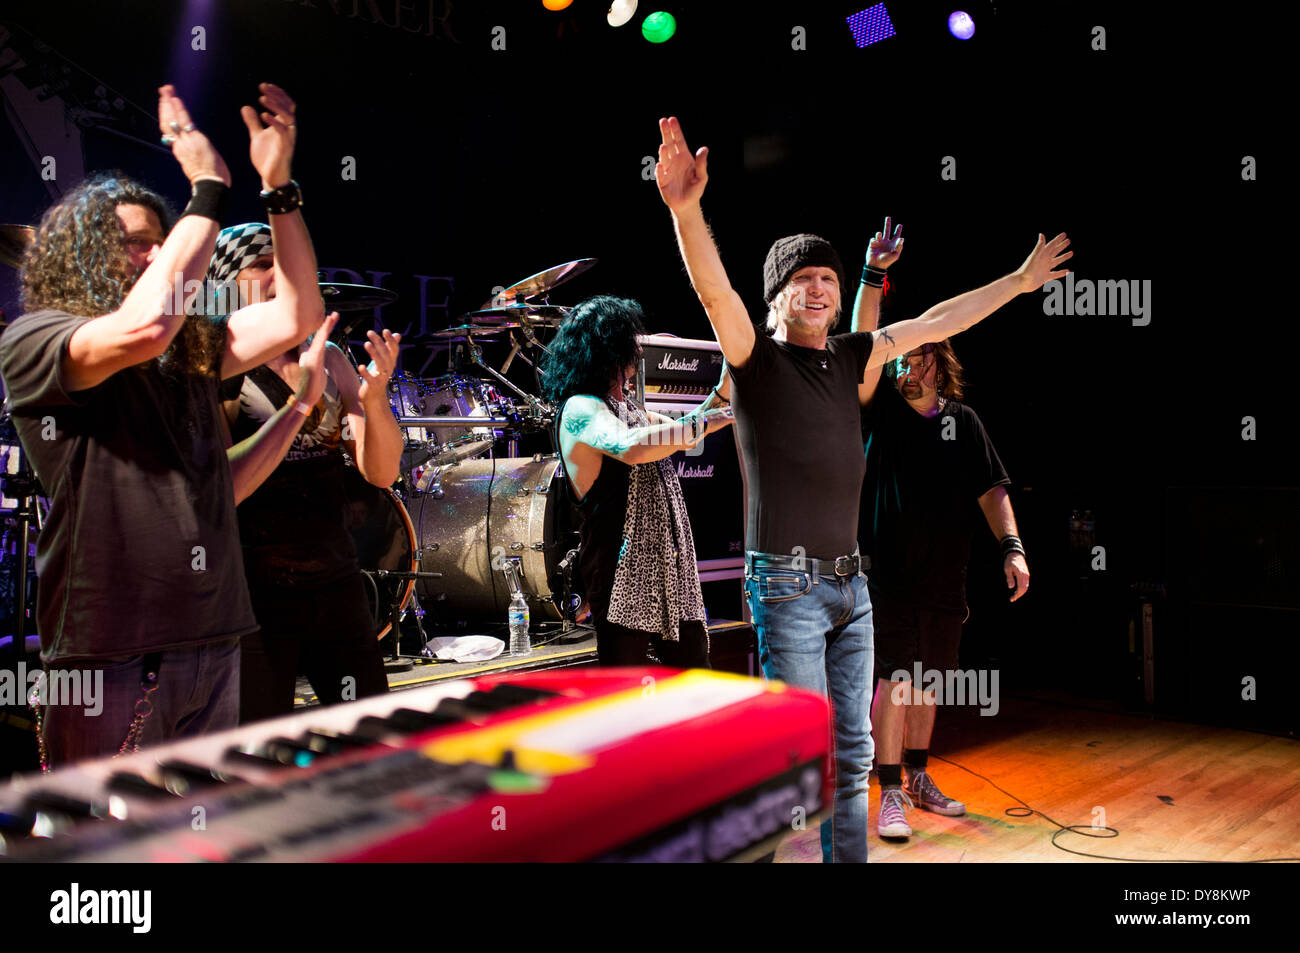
[
  {"xmin": 978, "ymin": 485, "xmax": 1029, "ymax": 602},
  {"xmin": 656, "ymin": 117, "xmax": 756, "ymax": 369},
  {"xmin": 851, "ymin": 216, "xmax": 904, "ymax": 404},
  {"xmin": 562, "ymin": 395, "xmax": 731, "ymax": 464},
  {"xmin": 866, "ymin": 232, "xmax": 1072, "ymax": 370},
  {"xmin": 222, "ymin": 83, "xmax": 325, "ymax": 378}
]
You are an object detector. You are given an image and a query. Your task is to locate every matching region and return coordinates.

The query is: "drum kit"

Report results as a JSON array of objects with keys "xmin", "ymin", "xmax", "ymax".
[
  {"xmin": 330, "ymin": 257, "xmax": 597, "ymax": 654},
  {"xmin": 0, "ymin": 218, "xmax": 591, "ymax": 660}
]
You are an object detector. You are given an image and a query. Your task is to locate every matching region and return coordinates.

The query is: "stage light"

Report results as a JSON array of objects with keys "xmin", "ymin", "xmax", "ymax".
[
  {"xmin": 846, "ymin": 4, "xmax": 896, "ymax": 49},
  {"xmin": 642, "ymin": 11, "xmax": 677, "ymax": 43},
  {"xmin": 543, "ymin": 0, "xmax": 574, "ymax": 10},
  {"xmin": 948, "ymin": 10, "xmax": 975, "ymax": 40},
  {"xmin": 608, "ymin": 0, "xmax": 637, "ymax": 27}
]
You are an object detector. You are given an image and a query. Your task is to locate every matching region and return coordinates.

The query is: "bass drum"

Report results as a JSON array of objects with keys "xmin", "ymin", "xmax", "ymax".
[
  {"xmin": 342, "ymin": 465, "xmax": 417, "ymax": 639},
  {"xmin": 414, "ymin": 455, "xmax": 579, "ymax": 622}
]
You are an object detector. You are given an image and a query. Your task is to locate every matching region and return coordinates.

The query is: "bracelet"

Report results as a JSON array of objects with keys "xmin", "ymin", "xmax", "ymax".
[
  {"xmin": 1000, "ymin": 535, "xmax": 1027, "ymax": 558},
  {"xmin": 860, "ymin": 263, "xmax": 887, "ymax": 288},
  {"xmin": 287, "ymin": 395, "xmax": 313, "ymax": 417},
  {"xmin": 710, "ymin": 386, "xmax": 729, "ymax": 405},
  {"xmin": 260, "ymin": 180, "xmax": 303, "ymax": 215},
  {"xmin": 181, "ymin": 179, "xmax": 228, "ymax": 223}
]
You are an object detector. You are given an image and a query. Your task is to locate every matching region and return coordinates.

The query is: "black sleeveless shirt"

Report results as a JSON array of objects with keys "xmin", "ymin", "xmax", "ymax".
[
  {"xmin": 557, "ymin": 397, "xmax": 630, "ymax": 621},
  {"xmin": 226, "ymin": 366, "xmax": 359, "ymax": 588}
]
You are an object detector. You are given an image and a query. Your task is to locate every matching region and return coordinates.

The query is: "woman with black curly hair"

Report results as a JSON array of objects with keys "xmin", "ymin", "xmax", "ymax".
[{"xmin": 541, "ymin": 295, "xmax": 732, "ymax": 667}]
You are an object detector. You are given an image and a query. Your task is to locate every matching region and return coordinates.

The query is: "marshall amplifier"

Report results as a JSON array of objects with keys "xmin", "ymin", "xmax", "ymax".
[
  {"xmin": 636, "ymin": 334, "xmax": 725, "ymax": 401},
  {"xmin": 635, "ymin": 334, "xmax": 744, "ymax": 577}
]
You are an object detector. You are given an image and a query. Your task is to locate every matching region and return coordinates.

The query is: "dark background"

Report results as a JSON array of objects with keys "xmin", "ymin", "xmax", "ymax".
[{"xmin": 0, "ymin": 1, "xmax": 1292, "ymax": 733}]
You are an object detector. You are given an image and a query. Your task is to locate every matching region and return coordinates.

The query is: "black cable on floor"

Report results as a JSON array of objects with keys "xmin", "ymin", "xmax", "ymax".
[{"xmin": 928, "ymin": 753, "xmax": 1300, "ymax": 863}]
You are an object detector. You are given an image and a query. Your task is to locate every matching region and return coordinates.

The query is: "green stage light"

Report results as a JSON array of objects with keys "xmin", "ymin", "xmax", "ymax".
[{"xmin": 642, "ymin": 11, "xmax": 677, "ymax": 43}]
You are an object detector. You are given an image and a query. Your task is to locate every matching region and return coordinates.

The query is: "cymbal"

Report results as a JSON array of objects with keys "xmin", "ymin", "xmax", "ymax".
[
  {"xmin": 485, "ymin": 257, "xmax": 596, "ymax": 306},
  {"xmin": 429, "ymin": 323, "xmax": 515, "ymax": 341},
  {"xmin": 0, "ymin": 225, "xmax": 35, "ymax": 269},
  {"xmin": 319, "ymin": 283, "xmax": 398, "ymax": 311},
  {"xmin": 463, "ymin": 303, "xmax": 569, "ymax": 327}
]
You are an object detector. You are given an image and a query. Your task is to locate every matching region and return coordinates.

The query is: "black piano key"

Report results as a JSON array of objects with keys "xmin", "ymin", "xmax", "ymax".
[
  {"xmin": 462, "ymin": 691, "xmax": 520, "ymax": 714},
  {"xmin": 352, "ymin": 715, "xmax": 397, "ymax": 741},
  {"xmin": 300, "ymin": 730, "xmax": 373, "ymax": 754},
  {"xmin": 385, "ymin": 708, "xmax": 461, "ymax": 732},
  {"xmin": 106, "ymin": 771, "xmax": 176, "ymax": 799},
  {"xmin": 485, "ymin": 684, "xmax": 558, "ymax": 704},
  {"xmin": 262, "ymin": 737, "xmax": 318, "ymax": 766},
  {"xmin": 23, "ymin": 791, "xmax": 105, "ymax": 819},
  {"xmin": 430, "ymin": 698, "xmax": 477, "ymax": 722},
  {"xmin": 157, "ymin": 761, "xmax": 235, "ymax": 797},
  {"xmin": 224, "ymin": 745, "xmax": 290, "ymax": 768}
]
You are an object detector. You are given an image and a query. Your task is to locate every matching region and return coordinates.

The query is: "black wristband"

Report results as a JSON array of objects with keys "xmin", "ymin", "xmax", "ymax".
[
  {"xmin": 861, "ymin": 263, "xmax": 887, "ymax": 288},
  {"xmin": 260, "ymin": 180, "xmax": 303, "ymax": 215},
  {"xmin": 1000, "ymin": 535, "xmax": 1027, "ymax": 558},
  {"xmin": 182, "ymin": 179, "xmax": 228, "ymax": 223}
]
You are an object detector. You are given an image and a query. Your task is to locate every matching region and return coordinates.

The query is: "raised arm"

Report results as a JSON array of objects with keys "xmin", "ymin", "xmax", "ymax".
[
  {"xmin": 866, "ymin": 232, "xmax": 1072, "ymax": 370},
  {"xmin": 330, "ymin": 330, "xmax": 404, "ymax": 488},
  {"xmin": 851, "ymin": 216, "xmax": 904, "ymax": 404},
  {"xmin": 656, "ymin": 117, "xmax": 756, "ymax": 369},
  {"xmin": 977, "ymin": 485, "xmax": 1029, "ymax": 602},
  {"xmin": 226, "ymin": 313, "xmax": 337, "ymax": 504},
  {"xmin": 221, "ymin": 84, "xmax": 324, "ymax": 379},
  {"xmin": 64, "ymin": 86, "xmax": 231, "ymax": 392}
]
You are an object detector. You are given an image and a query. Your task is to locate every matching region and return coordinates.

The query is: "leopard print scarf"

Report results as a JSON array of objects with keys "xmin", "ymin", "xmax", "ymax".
[{"xmin": 605, "ymin": 399, "xmax": 707, "ymax": 640}]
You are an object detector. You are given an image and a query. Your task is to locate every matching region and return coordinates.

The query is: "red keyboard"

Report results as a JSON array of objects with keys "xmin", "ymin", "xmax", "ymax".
[{"xmin": 0, "ymin": 668, "xmax": 831, "ymax": 862}]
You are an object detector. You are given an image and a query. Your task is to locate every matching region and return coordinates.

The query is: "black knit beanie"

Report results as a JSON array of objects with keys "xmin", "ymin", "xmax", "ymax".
[{"xmin": 762, "ymin": 233, "xmax": 846, "ymax": 303}]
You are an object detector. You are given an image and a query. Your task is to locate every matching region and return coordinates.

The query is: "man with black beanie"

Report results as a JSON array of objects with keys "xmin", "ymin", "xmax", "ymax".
[{"xmin": 655, "ymin": 115, "xmax": 1071, "ymax": 862}]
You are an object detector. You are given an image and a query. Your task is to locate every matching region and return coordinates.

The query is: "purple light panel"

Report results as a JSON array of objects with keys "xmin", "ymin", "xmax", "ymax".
[{"xmin": 846, "ymin": 4, "xmax": 897, "ymax": 48}]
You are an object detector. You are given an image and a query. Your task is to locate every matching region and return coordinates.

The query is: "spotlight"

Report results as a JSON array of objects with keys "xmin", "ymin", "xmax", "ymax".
[
  {"xmin": 543, "ymin": 0, "xmax": 573, "ymax": 10},
  {"xmin": 608, "ymin": 0, "xmax": 637, "ymax": 27},
  {"xmin": 845, "ymin": 4, "xmax": 896, "ymax": 49},
  {"xmin": 641, "ymin": 11, "xmax": 676, "ymax": 43},
  {"xmin": 948, "ymin": 10, "xmax": 975, "ymax": 40}
]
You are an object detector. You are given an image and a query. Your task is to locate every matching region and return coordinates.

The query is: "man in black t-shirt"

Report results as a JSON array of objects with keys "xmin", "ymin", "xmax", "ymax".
[
  {"xmin": 0, "ymin": 84, "xmax": 328, "ymax": 767},
  {"xmin": 211, "ymin": 222, "xmax": 405, "ymax": 723},
  {"xmin": 855, "ymin": 338, "xmax": 1028, "ymax": 839},
  {"xmin": 655, "ymin": 115, "xmax": 1070, "ymax": 862}
]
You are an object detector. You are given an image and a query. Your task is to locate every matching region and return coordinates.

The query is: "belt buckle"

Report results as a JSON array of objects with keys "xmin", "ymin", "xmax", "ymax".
[{"xmin": 833, "ymin": 555, "xmax": 856, "ymax": 577}]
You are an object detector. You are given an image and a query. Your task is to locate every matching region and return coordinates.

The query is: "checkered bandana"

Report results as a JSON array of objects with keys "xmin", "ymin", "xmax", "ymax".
[{"xmin": 207, "ymin": 222, "xmax": 272, "ymax": 286}]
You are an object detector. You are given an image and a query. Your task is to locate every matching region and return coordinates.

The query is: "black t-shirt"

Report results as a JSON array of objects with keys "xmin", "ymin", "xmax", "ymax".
[
  {"xmin": 0, "ymin": 310, "xmax": 257, "ymax": 663},
  {"xmin": 224, "ymin": 366, "xmax": 358, "ymax": 587},
  {"xmin": 730, "ymin": 330, "xmax": 874, "ymax": 559},
  {"xmin": 861, "ymin": 382, "xmax": 1010, "ymax": 614}
]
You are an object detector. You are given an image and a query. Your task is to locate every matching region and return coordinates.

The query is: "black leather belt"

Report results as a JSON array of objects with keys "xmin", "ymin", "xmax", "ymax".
[{"xmin": 746, "ymin": 550, "xmax": 861, "ymax": 578}]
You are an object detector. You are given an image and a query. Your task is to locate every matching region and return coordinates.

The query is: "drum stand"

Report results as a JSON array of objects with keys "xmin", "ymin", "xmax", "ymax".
[{"xmin": 374, "ymin": 568, "xmax": 442, "ymax": 671}]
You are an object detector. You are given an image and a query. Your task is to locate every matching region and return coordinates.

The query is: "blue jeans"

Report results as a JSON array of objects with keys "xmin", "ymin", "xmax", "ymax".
[{"xmin": 745, "ymin": 560, "xmax": 875, "ymax": 863}]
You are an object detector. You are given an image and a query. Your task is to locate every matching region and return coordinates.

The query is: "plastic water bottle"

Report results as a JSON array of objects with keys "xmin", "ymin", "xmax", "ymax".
[{"xmin": 508, "ymin": 591, "xmax": 531, "ymax": 657}]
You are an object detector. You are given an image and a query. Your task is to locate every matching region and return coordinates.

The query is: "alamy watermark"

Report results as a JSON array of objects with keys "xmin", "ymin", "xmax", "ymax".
[
  {"xmin": 1042, "ymin": 274, "xmax": 1151, "ymax": 326},
  {"xmin": 889, "ymin": 662, "xmax": 1000, "ymax": 716},
  {"xmin": 1, "ymin": 663, "xmax": 104, "ymax": 716}
]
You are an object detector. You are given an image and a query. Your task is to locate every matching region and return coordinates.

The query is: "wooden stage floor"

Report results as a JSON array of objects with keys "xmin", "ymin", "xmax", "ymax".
[{"xmin": 774, "ymin": 693, "xmax": 1300, "ymax": 863}]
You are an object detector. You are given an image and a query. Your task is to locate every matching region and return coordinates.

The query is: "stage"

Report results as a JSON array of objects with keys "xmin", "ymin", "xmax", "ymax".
[{"xmin": 774, "ymin": 693, "xmax": 1300, "ymax": 863}]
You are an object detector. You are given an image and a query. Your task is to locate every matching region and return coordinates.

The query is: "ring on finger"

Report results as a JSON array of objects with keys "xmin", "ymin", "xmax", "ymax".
[
  {"xmin": 169, "ymin": 121, "xmax": 180, "ymax": 133},
  {"xmin": 160, "ymin": 135, "xmax": 176, "ymax": 146},
  {"xmin": 182, "ymin": 123, "xmax": 195, "ymax": 133}
]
